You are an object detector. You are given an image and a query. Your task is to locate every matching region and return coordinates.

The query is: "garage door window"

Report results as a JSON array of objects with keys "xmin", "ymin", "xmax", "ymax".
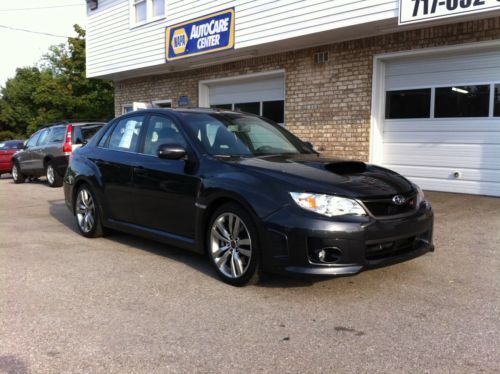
[
  {"xmin": 435, "ymin": 85, "xmax": 490, "ymax": 118},
  {"xmin": 385, "ymin": 89, "xmax": 431, "ymax": 119},
  {"xmin": 234, "ymin": 102, "xmax": 260, "ymax": 116},
  {"xmin": 211, "ymin": 100, "xmax": 285, "ymax": 124},
  {"xmin": 494, "ymin": 84, "xmax": 500, "ymax": 117}
]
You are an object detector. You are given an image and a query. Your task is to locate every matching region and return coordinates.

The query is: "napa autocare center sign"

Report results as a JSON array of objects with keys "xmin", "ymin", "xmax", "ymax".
[
  {"xmin": 165, "ymin": 8, "xmax": 235, "ymax": 61},
  {"xmin": 399, "ymin": 0, "xmax": 500, "ymax": 25}
]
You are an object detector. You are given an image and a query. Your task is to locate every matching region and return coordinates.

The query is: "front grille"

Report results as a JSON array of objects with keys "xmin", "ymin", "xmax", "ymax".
[
  {"xmin": 365, "ymin": 231, "xmax": 430, "ymax": 261},
  {"xmin": 362, "ymin": 194, "xmax": 417, "ymax": 217}
]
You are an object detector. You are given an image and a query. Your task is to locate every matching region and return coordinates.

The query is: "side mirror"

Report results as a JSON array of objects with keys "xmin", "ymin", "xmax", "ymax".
[
  {"xmin": 17, "ymin": 143, "xmax": 26, "ymax": 150},
  {"xmin": 157, "ymin": 144, "xmax": 186, "ymax": 160}
]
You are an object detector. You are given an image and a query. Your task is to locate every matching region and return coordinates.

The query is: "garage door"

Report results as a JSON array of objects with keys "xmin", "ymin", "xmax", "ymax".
[
  {"xmin": 207, "ymin": 73, "xmax": 285, "ymax": 125},
  {"xmin": 382, "ymin": 49, "xmax": 500, "ymax": 197}
]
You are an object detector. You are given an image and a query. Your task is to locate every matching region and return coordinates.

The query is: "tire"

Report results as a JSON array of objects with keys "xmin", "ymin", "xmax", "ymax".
[
  {"xmin": 12, "ymin": 163, "xmax": 25, "ymax": 184},
  {"xmin": 74, "ymin": 184, "xmax": 105, "ymax": 238},
  {"xmin": 46, "ymin": 162, "xmax": 63, "ymax": 187},
  {"xmin": 207, "ymin": 203, "xmax": 261, "ymax": 286}
]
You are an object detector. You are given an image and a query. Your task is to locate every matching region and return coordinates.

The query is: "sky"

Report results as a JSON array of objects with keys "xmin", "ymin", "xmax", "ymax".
[{"xmin": 0, "ymin": 0, "xmax": 87, "ymax": 88}]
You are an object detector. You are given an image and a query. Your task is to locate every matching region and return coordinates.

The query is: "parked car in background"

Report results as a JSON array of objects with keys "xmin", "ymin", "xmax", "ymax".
[
  {"xmin": 0, "ymin": 140, "xmax": 24, "ymax": 177},
  {"xmin": 64, "ymin": 109, "xmax": 434, "ymax": 286},
  {"xmin": 12, "ymin": 121, "xmax": 105, "ymax": 187}
]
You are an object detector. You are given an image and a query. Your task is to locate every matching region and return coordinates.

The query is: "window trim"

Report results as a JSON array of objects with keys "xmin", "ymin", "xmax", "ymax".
[{"xmin": 129, "ymin": 0, "xmax": 166, "ymax": 29}]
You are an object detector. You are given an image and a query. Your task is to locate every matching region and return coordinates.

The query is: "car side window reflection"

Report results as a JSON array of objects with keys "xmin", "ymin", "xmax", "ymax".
[
  {"xmin": 37, "ymin": 129, "xmax": 50, "ymax": 146},
  {"xmin": 107, "ymin": 116, "xmax": 145, "ymax": 152},
  {"xmin": 26, "ymin": 132, "xmax": 41, "ymax": 148},
  {"xmin": 143, "ymin": 115, "xmax": 187, "ymax": 156}
]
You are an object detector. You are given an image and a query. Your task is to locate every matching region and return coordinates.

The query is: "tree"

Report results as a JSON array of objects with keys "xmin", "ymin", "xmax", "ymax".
[{"xmin": 0, "ymin": 25, "xmax": 114, "ymax": 137}]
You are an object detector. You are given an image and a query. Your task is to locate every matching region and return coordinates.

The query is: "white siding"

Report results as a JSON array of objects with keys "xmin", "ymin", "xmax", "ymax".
[
  {"xmin": 87, "ymin": 0, "xmax": 399, "ymax": 78},
  {"xmin": 382, "ymin": 50, "xmax": 500, "ymax": 197}
]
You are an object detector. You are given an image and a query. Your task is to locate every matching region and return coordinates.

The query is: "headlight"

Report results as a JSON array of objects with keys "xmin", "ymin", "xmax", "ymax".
[
  {"xmin": 290, "ymin": 192, "xmax": 366, "ymax": 217},
  {"xmin": 415, "ymin": 184, "xmax": 425, "ymax": 206}
]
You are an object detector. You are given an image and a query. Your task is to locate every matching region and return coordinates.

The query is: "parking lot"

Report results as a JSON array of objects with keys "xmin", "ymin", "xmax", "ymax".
[{"xmin": 0, "ymin": 176, "xmax": 499, "ymax": 373}]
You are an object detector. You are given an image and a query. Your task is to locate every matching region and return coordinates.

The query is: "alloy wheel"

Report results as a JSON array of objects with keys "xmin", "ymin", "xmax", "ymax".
[
  {"xmin": 210, "ymin": 213, "xmax": 252, "ymax": 278},
  {"xmin": 76, "ymin": 188, "xmax": 95, "ymax": 233},
  {"xmin": 46, "ymin": 165, "xmax": 55, "ymax": 185},
  {"xmin": 12, "ymin": 165, "xmax": 18, "ymax": 180}
]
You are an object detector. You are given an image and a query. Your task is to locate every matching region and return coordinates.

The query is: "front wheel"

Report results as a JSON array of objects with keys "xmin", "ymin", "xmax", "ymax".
[
  {"xmin": 207, "ymin": 203, "xmax": 260, "ymax": 286},
  {"xmin": 46, "ymin": 162, "xmax": 63, "ymax": 187},
  {"xmin": 75, "ymin": 184, "xmax": 105, "ymax": 238},
  {"xmin": 12, "ymin": 163, "xmax": 25, "ymax": 184}
]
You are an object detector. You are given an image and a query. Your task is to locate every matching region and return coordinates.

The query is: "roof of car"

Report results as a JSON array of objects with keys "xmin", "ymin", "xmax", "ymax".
[
  {"xmin": 132, "ymin": 107, "xmax": 254, "ymax": 116},
  {"xmin": 39, "ymin": 121, "xmax": 107, "ymax": 129}
]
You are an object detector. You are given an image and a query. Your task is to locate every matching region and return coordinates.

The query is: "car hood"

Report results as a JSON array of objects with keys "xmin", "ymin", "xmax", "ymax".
[{"xmin": 224, "ymin": 154, "xmax": 414, "ymax": 198}]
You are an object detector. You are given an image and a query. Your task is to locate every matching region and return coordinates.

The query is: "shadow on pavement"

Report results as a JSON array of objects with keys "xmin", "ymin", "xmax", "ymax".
[
  {"xmin": 47, "ymin": 198, "xmax": 316, "ymax": 288},
  {"xmin": 0, "ymin": 355, "xmax": 29, "ymax": 374}
]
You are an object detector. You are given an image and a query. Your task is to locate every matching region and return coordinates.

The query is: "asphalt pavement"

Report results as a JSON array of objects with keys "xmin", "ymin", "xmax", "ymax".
[{"xmin": 0, "ymin": 176, "xmax": 499, "ymax": 373}]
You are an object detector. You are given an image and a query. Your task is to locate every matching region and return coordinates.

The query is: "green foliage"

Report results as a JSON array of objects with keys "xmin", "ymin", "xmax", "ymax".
[
  {"xmin": 0, "ymin": 130, "xmax": 17, "ymax": 141},
  {"xmin": 0, "ymin": 25, "xmax": 114, "ymax": 138}
]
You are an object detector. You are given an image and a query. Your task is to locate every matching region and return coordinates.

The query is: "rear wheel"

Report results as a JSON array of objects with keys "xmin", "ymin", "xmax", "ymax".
[
  {"xmin": 75, "ymin": 184, "xmax": 105, "ymax": 238},
  {"xmin": 207, "ymin": 203, "xmax": 260, "ymax": 286},
  {"xmin": 46, "ymin": 162, "xmax": 63, "ymax": 187},
  {"xmin": 12, "ymin": 163, "xmax": 25, "ymax": 184}
]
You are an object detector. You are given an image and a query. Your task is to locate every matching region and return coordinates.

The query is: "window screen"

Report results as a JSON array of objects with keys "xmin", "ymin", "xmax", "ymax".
[
  {"xmin": 385, "ymin": 89, "xmax": 431, "ymax": 119},
  {"xmin": 435, "ymin": 85, "xmax": 490, "ymax": 118}
]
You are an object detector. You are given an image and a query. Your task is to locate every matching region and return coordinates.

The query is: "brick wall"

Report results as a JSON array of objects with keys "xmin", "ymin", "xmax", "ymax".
[{"xmin": 115, "ymin": 17, "xmax": 500, "ymax": 161}]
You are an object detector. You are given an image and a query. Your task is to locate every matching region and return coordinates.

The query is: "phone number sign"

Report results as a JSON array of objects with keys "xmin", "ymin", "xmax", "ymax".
[
  {"xmin": 399, "ymin": 0, "xmax": 500, "ymax": 25},
  {"xmin": 165, "ymin": 8, "xmax": 235, "ymax": 61}
]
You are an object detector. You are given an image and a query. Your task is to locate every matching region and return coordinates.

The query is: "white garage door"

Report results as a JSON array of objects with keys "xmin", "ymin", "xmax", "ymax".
[
  {"xmin": 382, "ymin": 49, "xmax": 500, "ymax": 197},
  {"xmin": 207, "ymin": 73, "xmax": 285, "ymax": 124}
]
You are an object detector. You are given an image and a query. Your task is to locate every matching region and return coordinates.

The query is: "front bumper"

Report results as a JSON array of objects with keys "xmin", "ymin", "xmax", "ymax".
[{"xmin": 260, "ymin": 201, "xmax": 434, "ymax": 276}]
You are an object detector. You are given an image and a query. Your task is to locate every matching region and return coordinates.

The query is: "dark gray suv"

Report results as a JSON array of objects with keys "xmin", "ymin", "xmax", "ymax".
[{"xmin": 12, "ymin": 121, "xmax": 105, "ymax": 187}]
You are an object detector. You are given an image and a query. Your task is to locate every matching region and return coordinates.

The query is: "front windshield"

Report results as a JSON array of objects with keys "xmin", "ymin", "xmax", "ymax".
[{"xmin": 178, "ymin": 112, "xmax": 310, "ymax": 156}]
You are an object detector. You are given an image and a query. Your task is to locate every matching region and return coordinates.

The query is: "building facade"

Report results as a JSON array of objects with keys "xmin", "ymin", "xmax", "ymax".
[{"xmin": 86, "ymin": 0, "xmax": 500, "ymax": 197}]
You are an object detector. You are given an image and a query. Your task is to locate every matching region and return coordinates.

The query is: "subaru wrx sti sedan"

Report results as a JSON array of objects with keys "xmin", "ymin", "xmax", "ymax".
[{"xmin": 64, "ymin": 109, "xmax": 434, "ymax": 286}]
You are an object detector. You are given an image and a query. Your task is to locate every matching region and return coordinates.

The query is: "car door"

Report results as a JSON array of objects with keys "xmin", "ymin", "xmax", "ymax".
[
  {"xmin": 30, "ymin": 128, "xmax": 50, "ymax": 174},
  {"xmin": 17, "ymin": 131, "xmax": 41, "ymax": 173},
  {"xmin": 132, "ymin": 114, "xmax": 199, "ymax": 238},
  {"xmin": 94, "ymin": 114, "xmax": 146, "ymax": 223}
]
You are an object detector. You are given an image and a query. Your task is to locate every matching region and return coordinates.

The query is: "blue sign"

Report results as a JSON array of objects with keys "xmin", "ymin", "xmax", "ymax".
[
  {"xmin": 165, "ymin": 8, "xmax": 235, "ymax": 61},
  {"xmin": 178, "ymin": 95, "xmax": 189, "ymax": 107}
]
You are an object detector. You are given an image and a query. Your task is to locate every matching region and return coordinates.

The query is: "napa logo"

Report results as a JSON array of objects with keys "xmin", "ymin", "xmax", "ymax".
[
  {"xmin": 172, "ymin": 28, "xmax": 188, "ymax": 54},
  {"xmin": 166, "ymin": 8, "xmax": 235, "ymax": 61}
]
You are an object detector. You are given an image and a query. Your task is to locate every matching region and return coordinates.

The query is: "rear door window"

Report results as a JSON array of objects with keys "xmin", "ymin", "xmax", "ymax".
[
  {"xmin": 107, "ymin": 116, "xmax": 145, "ymax": 152},
  {"xmin": 37, "ymin": 129, "xmax": 50, "ymax": 146}
]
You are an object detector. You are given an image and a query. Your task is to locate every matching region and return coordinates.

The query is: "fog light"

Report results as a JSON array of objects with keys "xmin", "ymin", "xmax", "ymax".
[
  {"xmin": 317, "ymin": 249, "xmax": 326, "ymax": 262},
  {"xmin": 312, "ymin": 247, "xmax": 342, "ymax": 264}
]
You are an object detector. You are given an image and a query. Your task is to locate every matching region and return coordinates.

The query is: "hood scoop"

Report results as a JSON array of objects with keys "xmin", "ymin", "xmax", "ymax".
[{"xmin": 324, "ymin": 161, "xmax": 367, "ymax": 175}]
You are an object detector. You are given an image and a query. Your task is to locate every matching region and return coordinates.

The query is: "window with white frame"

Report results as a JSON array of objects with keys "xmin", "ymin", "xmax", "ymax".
[{"xmin": 131, "ymin": 0, "xmax": 165, "ymax": 26}]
